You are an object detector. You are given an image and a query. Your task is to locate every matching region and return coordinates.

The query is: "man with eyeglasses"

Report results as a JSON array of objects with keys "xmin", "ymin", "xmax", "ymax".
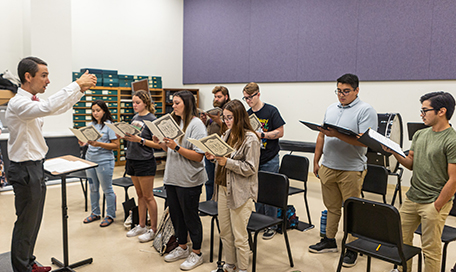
[
  {"xmin": 309, "ymin": 74, "xmax": 377, "ymax": 268},
  {"xmin": 383, "ymin": 91, "xmax": 456, "ymax": 272},
  {"xmin": 204, "ymin": 86, "xmax": 231, "ymax": 200},
  {"xmin": 243, "ymin": 82, "xmax": 285, "ymax": 240}
]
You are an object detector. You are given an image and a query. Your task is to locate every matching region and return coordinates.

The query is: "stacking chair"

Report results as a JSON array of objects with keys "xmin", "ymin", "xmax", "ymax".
[
  {"xmin": 153, "ymin": 185, "xmax": 167, "ymax": 200},
  {"xmin": 247, "ymin": 171, "xmax": 293, "ymax": 272},
  {"xmin": 361, "ymin": 164, "xmax": 389, "ymax": 204},
  {"xmin": 198, "ymin": 200, "xmax": 220, "ymax": 263},
  {"xmin": 414, "ymin": 192, "xmax": 456, "ymax": 272},
  {"xmin": 278, "ymin": 154, "xmax": 313, "ymax": 231},
  {"xmin": 337, "ymin": 197, "xmax": 422, "ymax": 272}
]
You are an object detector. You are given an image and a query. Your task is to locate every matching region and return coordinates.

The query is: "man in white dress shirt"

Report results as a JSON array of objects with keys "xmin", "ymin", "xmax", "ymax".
[{"xmin": 6, "ymin": 56, "xmax": 96, "ymax": 272}]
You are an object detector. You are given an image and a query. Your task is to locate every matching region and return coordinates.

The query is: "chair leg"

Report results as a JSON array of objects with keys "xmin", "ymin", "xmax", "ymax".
[
  {"xmin": 336, "ymin": 246, "xmax": 345, "ymax": 272},
  {"xmin": 367, "ymin": 256, "xmax": 371, "ymax": 272},
  {"xmin": 124, "ymin": 187, "xmax": 129, "ymax": 203},
  {"xmin": 251, "ymin": 231, "xmax": 260, "ymax": 272},
  {"xmin": 209, "ymin": 216, "xmax": 215, "ymax": 263},
  {"xmin": 382, "ymin": 195, "xmax": 387, "ymax": 204},
  {"xmin": 283, "ymin": 226, "xmax": 294, "ymax": 267},
  {"xmin": 81, "ymin": 178, "xmax": 88, "ymax": 212},
  {"xmin": 303, "ymin": 185, "xmax": 312, "ymax": 225},
  {"xmin": 441, "ymin": 242, "xmax": 449, "ymax": 272},
  {"xmin": 418, "ymin": 252, "xmax": 422, "ymax": 272},
  {"xmin": 102, "ymin": 194, "xmax": 106, "ymax": 218}
]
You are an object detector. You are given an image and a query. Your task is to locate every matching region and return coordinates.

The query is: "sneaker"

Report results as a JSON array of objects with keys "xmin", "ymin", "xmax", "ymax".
[
  {"xmin": 342, "ymin": 250, "xmax": 358, "ymax": 267},
  {"xmin": 308, "ymin": 237, "xmax": 338, "ymax": 253},
  {"xmin": 164, "ymin": 246, "xmax": 189, "ymax": 263},
  {"xmin": 138, "ymin": 229, "xmax": 155, "ymax": 243},
  {"xmin": 262, "ymin": 229, "xmax": 276, "ymax": 240},
  {"xmin": 180, "ymin": 252, "xmax": 203, "ymax": 271},
  {"xmin": 126, "ymin": 225, "xmax": 147, "ymax": 237},
  {"xmin": 211, "ymin": 263, "xmax": 237, "ymax": 272}
]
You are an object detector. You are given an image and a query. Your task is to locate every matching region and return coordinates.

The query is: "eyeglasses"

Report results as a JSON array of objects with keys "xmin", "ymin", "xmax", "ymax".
[
  {"xmin": 334, "ymin": 89, "xmax": 354, "ymax": 96},
  {"xmin": 420, "ymin": 108, "xmax": 436, "ymax": 115},
  {"xmin": 221, "ymin": 115, "xmax": 234, "ymax": 122},
  {"xmin": 242, "ymin": 92, "xmax": 259, "ymax": 101}
]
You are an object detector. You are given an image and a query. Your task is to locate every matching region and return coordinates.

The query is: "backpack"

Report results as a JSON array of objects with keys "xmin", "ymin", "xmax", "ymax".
[
  {"xmin": 276, "ymin": 205, "xmax": 299, "ymax": 233},
  {"xmin": 153, "ymin": 207, "xmax": 178, "ymax": 255}
]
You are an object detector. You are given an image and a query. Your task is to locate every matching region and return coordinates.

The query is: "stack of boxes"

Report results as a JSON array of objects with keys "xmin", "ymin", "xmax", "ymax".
[{"xmin": 149, "ymin": 76, "xmax": 162, "ymax": 89}]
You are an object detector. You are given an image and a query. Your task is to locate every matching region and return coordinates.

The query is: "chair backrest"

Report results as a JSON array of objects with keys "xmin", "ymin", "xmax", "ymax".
[
  {"xmin": 257, "ymin": 171, "xmax": 289, "ymax": 211},
  {"xmin": 278, "ymin": 154, "xmax": 309, "ymax": 182},
  {"xmin": 362, "ymin": 164, "xmax": 389, "ymax": 196},
  {"xmin": 344, "ymin": 197, "xmax": 404, "ymax": 250}
]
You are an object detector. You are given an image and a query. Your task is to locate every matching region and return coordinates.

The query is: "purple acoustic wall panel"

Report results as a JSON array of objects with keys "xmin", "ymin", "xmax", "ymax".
[
  {"xmin": 248, "ymin": 0, "xmax": 300, "ymax": 82},
  {"xmin": 356, "ymin": 0, "xmax": 433, "ymax": 81},
  {"xmin": 183, "ymin": 0, "xmax": 251, "ymax": 84},
  {"xmin": 429, "ymin": 0, "xmax": 456, "ymax": 80},
  {"xmin": 183, "ymin": 0, "xmax": 456, "ymax": 84},
  {"xmin": 297, "ymin": 0, "xmax": 359, "ymax": 82}
]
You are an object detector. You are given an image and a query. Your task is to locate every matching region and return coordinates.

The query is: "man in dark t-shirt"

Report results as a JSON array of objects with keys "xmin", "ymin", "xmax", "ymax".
[{"xmin": 243, "ymin": 82, "xmax": 285, "ymax": 240}]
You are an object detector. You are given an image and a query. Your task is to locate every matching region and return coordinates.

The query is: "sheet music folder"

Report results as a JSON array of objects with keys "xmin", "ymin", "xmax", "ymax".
[
  {"xmin": 299, "ymin": 120, "xmax": 357, "ymax": 136},
  {"xmin": 358, "ymin": 129, "xmax": 406, "ymax": 158}
]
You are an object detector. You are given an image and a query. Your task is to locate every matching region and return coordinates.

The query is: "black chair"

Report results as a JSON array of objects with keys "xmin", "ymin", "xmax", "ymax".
[
  {"xmin": 361, "ymin": 164, "xmax": 389, "ymax": 204},
  {"xmin": 198, "ymin": 200, "xmax": 221, "ymax": 263},
  {"xmin": 336, "ymin": 197, "xmax": 422, "ymax": 272},
  {"xmin": 278, "ymin": 154, "xmax": 314, "ymax": 231},
  {"xmin": 153, "ymin": 185, "xmax": 167, "ymax": 200},
  {"xmin": 414, "ymin": 193, "xmax": 456, "ymax": 272},
  {"xmin": 247, "ymin": 171, "xmax": 293, "ymax": 272}
]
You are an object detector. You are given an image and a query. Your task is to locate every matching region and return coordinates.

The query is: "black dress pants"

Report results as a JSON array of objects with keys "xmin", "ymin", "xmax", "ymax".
[
  {"xmin": 8, "ymin": 160, "xmax": 46, "ymax": 272},
  {"xmin": 166, "ymin": 184, "xmax": 203, "ymax": 250}
]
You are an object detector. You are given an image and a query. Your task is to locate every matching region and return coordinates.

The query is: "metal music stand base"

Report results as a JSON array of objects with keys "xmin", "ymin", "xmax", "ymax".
[{"xmin": 51, "ymin": 257, "xmax": 93, "ymax": 272}]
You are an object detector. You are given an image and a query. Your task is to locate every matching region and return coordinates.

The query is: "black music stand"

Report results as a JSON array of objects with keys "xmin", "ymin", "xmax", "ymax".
[{"xmin": 44, "ymin": 155, "xmax": 98, "ymax": 272}]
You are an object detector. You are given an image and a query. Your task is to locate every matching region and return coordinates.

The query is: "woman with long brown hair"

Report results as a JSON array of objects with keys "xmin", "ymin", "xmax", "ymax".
[
  {"xmin": 153, "ymin": 90, "xmax": 207, "ymax": 271},
  {"xmin": 206, "ymin": 99, "xmax": 261, "ymax": 272},
  {"xmin": 123, "ymin": 90, "xmax": 161, "ymax": 242}
]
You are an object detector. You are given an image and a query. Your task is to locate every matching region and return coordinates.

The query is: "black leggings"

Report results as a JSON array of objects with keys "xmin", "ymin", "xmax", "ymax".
[{"xmin": 166, "ymin": 184, "xmax": 203, "ymax": 250}]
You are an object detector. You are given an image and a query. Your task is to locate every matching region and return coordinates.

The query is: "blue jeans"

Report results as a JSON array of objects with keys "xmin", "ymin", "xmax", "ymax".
[
  {"xmin": 86, "ymin": 160, "xmax": 116, "ymax": 219},
  {"xmin": 255, "ymin": 154, "xmax": 280, "ymax": 228},
  {"xmin": 204, "ymin": 157, "xmax": 215, "ymax": 201}
]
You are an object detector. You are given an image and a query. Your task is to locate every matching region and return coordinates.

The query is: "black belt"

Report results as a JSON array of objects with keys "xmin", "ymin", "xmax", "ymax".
[{"xmin": 11, "ymin": 159, "xmax": 45, "ymax": 165}]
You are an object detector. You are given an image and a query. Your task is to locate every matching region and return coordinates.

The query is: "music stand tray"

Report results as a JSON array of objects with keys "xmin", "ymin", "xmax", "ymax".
[{"xmin": 44, "ymin": 155, "xmax": 98, "ymax": 272}]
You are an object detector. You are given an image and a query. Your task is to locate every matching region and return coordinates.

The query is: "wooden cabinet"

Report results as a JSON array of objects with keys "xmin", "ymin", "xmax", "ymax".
[{"xmin": 163, "ymin": 88, "xmax": 199, "ymax": 114}]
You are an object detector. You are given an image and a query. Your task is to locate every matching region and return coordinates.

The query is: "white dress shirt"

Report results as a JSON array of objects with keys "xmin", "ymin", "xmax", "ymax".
[{"xmin": 6, "ymin": 82, "xmax": 83, "ymax": 162}]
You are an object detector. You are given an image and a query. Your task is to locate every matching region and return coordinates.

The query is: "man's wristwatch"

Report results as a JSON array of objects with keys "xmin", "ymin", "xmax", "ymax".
[
  {"xmin": 140, "ymin": 138, "xmax": 145, "ymax": 146},
  {"xmin": 261, "ymin": 132, "xmax": 265, "ymax": 139},
  {"xmin": 174, "ymin": 145, "xmax": 180, "ymax": 152}
]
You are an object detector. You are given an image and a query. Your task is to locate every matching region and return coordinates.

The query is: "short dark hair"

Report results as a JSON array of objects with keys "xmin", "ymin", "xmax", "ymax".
[
  {"xmin": 420, "ymin": 91, "xmax": 456, "ymax": 120},
  {"xmin": 18, "ymin": 56, "xmax": 47, "ymax": 84},
  {"xmin": 337, "ymin": 73, "xmax": 359, "ymax": 90}
]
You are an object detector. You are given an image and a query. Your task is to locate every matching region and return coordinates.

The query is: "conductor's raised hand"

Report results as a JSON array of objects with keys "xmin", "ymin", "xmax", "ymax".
[{"xmin": 76, "ymin": 70, "xmax": 97, "ymax": 93}]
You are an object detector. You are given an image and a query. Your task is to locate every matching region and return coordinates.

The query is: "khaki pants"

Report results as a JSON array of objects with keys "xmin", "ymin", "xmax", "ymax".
[
  {"xmin": 218, "ymin": 186, "xmax": 254, "ymax": 270},
  {"xmin": 319, "ymin": 165, "xmax": 366, "ymax": 239},
  {"xmin": 400, "ymin": 197, "xmax": 453, "ymax": 272}
]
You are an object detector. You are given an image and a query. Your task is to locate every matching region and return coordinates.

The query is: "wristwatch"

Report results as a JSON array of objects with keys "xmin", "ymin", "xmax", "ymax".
[
  {"xmin": 261, "ymin": 132, "xmax": 265, "ymax": 139},
  {"xmin": 140, "ymin": 138, "xmax": 145, "ymax": 146},
  {"xmin": 174, "ymin": 145, "xmax": 180, "ymax": 152}
]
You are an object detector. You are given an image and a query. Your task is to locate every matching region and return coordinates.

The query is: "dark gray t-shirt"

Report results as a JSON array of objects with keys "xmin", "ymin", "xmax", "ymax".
[{"xmin": 126, "ymin": 113, "xmax": 156, "ymax": 160}]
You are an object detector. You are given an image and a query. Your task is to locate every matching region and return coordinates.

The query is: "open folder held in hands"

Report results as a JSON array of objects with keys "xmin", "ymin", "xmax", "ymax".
[
  {"xmin": 143, "ymin": 113, "xmax": 184, "ymax": 142},
  {"xmin": 188, "ymin": 134, "xmax": 234, "ymax": 157},
  {"xmin": 358, "ymin": 128, "xmax": 406, "ymax": 158},
  {"xmin": 69, "ymin": 125, "xmax": 102, "ymax": 143}
]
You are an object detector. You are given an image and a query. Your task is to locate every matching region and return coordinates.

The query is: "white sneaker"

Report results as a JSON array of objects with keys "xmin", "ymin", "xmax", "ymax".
[
  {"xmin": 138, "ymin": 229, "xmax": 155, "ymax": 243},
  {"xmin": 180, "ymin": 252, "xmax": 203, "ymax": 271},
  {"xmin": 211, "ymin": 263, "xmax": 237, "ymax": 272},
  {"xmin": 126, "ymin": 225, "xmax": 147, "ymax": 237},
  {"xmin": 164, "ymin": 246, "xmax": 189, "ymax": 263}
]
